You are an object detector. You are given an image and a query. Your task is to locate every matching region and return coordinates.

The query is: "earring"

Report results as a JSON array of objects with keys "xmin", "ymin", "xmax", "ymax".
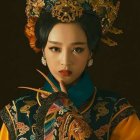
[
  {"xmin": 41, "ymin": 56, "xmax": 47, "ymax": 66},
  {"xmin": 88, "ymin": 59, "xmax": 93, "ymax": 67}
]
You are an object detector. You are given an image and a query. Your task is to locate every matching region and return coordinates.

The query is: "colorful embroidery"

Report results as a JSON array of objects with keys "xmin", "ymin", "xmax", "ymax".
[
  {"xmin": 16, "ymin": 122, "xmax": 30, "ymax": 136},
  {"xmin": 54, "ymin": 112, "xmax": 93, "ymax": 139},
  {"xmin": 0, "ymin": 89, "xmax": 136, "ymax": 140}
]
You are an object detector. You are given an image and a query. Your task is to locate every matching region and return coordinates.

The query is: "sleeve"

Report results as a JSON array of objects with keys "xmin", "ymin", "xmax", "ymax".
[
  {"xmin": 37, "ymin": 92, "xmax": 98, "ymax": 140},
  {"xmin": 110, "ymin": 113, "xmax": 140, "ymax": 140},
  {"xmin": 0, "ymin": 123, "xmax": 9, "ymax": 140}
]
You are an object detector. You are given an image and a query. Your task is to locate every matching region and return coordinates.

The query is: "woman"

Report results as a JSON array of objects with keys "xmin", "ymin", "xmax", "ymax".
[{"xmin": 0, "ymin": 0, "xmax": 140, "ymax": 139}]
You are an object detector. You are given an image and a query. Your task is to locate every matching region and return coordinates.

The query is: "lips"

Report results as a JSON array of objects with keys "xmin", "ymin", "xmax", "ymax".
[{"xmin": 59, "ymin": 70, "xmax": 72, "ymax": 76}]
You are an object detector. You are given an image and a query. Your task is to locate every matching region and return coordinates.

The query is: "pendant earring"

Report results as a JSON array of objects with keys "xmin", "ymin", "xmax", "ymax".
[
  {"xmin": 41, "ymin": 56, "xmax": 47, "ymax": 66},
  {"xmin": 88, "ymin": 59, "xmax": 93, "ymax": 67}
]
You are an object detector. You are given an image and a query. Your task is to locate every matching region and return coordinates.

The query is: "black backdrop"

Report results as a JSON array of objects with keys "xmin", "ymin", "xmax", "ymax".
[{"xmin": 0, "ymin": 1, "xmax": 140, "ymax": 126}]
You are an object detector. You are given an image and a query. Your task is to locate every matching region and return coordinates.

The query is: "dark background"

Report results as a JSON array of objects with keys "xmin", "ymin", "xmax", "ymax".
[{"xmin": 0, "ymin": 0, "xmax": 140, "ymax": 126}]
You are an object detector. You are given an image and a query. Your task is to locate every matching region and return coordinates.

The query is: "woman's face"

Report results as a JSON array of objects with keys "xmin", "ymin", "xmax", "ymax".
[{"xmin": 44, "ymin": 23, "xmax": 91, "ymax": 85}]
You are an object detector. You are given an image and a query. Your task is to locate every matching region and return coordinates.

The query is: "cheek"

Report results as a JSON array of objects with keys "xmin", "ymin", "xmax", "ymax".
[
  {"xmin": 47, "ymin": 59, "xmax": 56, "ymax": 66},
  {"xmin": 47, "ymin": 62, "xmax": 57, "ymax": 75},
  {"xmin": 77, "ymin": 55, "xmax": 89, "ymax": 66},
  {"xmin": 78, "ymin": 59, "xmax": 88, "ymax": 71},
  {"xmin": 45, "ymin": 56, "xmax": 56, "ymax": 70}
]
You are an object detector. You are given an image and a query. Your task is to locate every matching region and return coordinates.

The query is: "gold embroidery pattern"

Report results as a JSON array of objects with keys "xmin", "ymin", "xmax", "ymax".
[
  {"xmin": 94, "ymin": 101, "xmax": 109, "ymax": 121},
  {"xmin": 20, "ymin": 100, "xmax": 37, "ymax": 117},
  {"xmin": 55, "ymin": 112, "xmax": 93, "ymax": 140}
]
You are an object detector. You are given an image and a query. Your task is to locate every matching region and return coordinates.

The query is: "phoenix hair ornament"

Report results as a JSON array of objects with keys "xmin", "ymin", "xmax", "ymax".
[{"xmin": 25, "ymin": 0, "xmax": 123, "ymax": 52}]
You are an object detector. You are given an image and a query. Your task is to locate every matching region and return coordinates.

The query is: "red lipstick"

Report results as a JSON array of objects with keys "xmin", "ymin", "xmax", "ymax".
[{"xmin": 59, "ymin": 70, "xmax": 72, "ymax": 77}]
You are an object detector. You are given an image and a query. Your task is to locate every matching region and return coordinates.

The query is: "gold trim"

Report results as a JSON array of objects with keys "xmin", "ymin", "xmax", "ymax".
[
  {"xmin": 107, "ymin": 105, "xmax": 133, "ymax": 139},
  {"xmin": 110, "ymin": 105, "xmax": 133, "ymax": 123},
  {"xmin": 80, "ymin": 87, "xmax": 97, "ymax": 114},
  {"xmin": 12, "ymin": 101, "xmax": 18, "ymax": 136},
  {"xmin": 36, "ymin": 92, "xmax": 42, "ymax": 106},
  {"xmin": 5, "ymin": 104, "xmax": 17, "ymax": 137}
]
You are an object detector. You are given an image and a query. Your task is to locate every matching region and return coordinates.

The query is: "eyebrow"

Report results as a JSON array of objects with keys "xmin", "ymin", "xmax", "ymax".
[
  {"xmin": 48, "ymin": 41, "xmax": 62, "ymax": 45},
  {"xmin": 48, "ymin": 41, "xmax": 87, "ymax": 46}
]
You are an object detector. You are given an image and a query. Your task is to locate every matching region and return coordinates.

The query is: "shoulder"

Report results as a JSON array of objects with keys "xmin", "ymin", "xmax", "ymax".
[
  {"xmin": 0, "ymin": 91, "xmax": 38, "ymax": 118},
  {"xmin": 14, "ymin": 91, "xmax": 38, "ymax": 105},
  {"xmin": 93, "ymin": 88, "xmax": 136, "ymax": 131},
  {"xmin": 94, "ymin": 88, "xmax": 136, "ymax": 115},
  {"xmin": 96, "ymin": 88, "xmax": 122, "ymax": 101},
  {"xmin": 95, "ymin": 88, "xmax": 132, "ymax": 110},
  {"xmin": 0, "ymin": 91, "xmax": 39, "ymax": 139},
  {"xmin": 7, "ymin": 91, "xmax": 38, "ymax": 108}
]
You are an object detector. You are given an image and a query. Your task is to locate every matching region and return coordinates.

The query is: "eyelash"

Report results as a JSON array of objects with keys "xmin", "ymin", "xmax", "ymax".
[
  {"xmin": 49, "ymin": 47, "xmax": 61, "ymax": 52},
  {"xmin": 49, "ymin": 47, "xmax": 84, "ymax": 54},
  {"xmin": 73, "ymin": 48, "xmax": 84, "ymax": 53}
]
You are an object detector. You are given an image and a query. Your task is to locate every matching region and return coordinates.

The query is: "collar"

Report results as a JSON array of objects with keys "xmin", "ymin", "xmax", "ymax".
[{"xmin": 42, "ymin": 71, "xmax": 95, "ymax": 108}]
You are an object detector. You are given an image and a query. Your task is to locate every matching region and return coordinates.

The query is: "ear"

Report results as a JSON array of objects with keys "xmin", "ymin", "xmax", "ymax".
[
  {"xmin": 42, "ymin": 49, "xmax": 45, "ymax": 57},
  {"xmin": 88, "ymin": 51, "xmax": 93, "ymax": 59}
]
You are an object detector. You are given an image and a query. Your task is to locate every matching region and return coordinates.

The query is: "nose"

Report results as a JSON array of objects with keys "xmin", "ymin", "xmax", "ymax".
[{"xmin": 60, "ymin": 50, "xmax": 72, "ymax": 66}]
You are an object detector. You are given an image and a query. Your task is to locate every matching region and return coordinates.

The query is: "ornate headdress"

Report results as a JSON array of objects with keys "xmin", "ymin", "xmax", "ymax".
[{"xmin": 25, "ymin": 0, "xmax": 123, "ymax": 53}]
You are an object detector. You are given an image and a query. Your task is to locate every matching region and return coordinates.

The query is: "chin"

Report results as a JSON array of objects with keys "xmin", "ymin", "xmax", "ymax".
[
  {"xmin": 61, "ymin": 79, "xmax": 73, "ymax": 85},
  {"xmin": 54, "ymin": 73, "xmax": 79, "ymax": 85},
  {"xmin": 64, "ymin": 77, "xmax": 79, "ymax": 85},
  {"xmin": 57, "ymin": 77, "xmax": 75, "ymax": 85}
]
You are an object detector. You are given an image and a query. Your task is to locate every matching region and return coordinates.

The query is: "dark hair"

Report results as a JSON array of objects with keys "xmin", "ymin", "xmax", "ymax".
[{"xmin": 35, "ymin": 9, "xmax": 102, "ymax": 51}]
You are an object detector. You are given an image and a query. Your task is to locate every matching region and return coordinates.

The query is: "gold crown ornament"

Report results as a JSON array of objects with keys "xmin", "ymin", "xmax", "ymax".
[
  {"xmin": 25, "ymin": 0, "xmax": 123, "ymax": 52},
  {"xmin": 51, "ymin": 0, "xmax": 83, "ymax": 22}
]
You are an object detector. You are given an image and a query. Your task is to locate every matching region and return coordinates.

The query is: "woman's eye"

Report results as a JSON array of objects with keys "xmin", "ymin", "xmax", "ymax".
[
  {"xmin": 73, "ymin": 47, "xmax": 84, "ymax": 53},
  {"xmin": 49, "ymin": 47, "xmax": 61, "ymax": 52}
]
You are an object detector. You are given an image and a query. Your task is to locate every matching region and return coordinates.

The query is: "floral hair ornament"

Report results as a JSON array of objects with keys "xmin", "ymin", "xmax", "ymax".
[{"xmin": 25, "ymin": 0, "xmax": 123, "ymax": 52}]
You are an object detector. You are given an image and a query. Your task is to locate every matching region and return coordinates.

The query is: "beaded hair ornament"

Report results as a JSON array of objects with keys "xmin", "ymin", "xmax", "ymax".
[{"xmin": 25, "ymin": 0, "xmax": 123, "ymax": 53}]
